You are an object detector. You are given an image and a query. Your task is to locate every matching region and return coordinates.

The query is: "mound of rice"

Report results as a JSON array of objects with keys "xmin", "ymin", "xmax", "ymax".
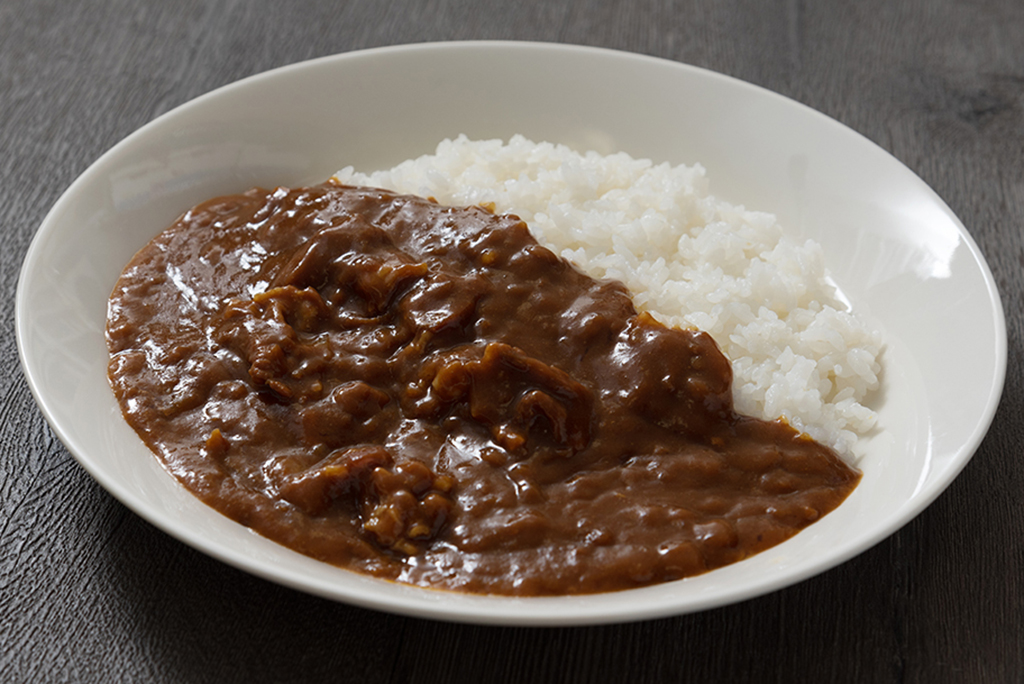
[{"xmin": 335, "ymin": 135, "xmax": 883, "ymax": 458}]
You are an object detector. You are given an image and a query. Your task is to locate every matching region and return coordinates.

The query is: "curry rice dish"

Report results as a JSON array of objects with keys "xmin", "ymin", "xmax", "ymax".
[{"xmin": 106, "ymin": 140, "xmax": 880, "ymax": 595}]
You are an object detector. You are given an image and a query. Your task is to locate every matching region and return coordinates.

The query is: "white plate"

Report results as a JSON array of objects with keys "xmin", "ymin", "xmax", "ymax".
[{"xmin": 16, "ymin": 42, "xmax": 1006, "ymax": 625}]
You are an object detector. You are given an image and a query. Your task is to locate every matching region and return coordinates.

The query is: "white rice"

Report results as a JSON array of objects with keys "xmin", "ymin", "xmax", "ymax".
[{"xmin": 335, "ymin": 135, "xmax": 883, "ymax": 458}]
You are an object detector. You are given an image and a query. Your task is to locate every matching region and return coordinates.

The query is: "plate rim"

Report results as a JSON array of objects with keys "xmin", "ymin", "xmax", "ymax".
[{"xmin": 15, "ymin": 40, "xmax": 1009, "ymax": 626}]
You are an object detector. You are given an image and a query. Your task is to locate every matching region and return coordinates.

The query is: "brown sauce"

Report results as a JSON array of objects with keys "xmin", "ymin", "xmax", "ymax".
[{"xmin": 106, "ymin": 182, "xmax": 859, "ymax": 595}]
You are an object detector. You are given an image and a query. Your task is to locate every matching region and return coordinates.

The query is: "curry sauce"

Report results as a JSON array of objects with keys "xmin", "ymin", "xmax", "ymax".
[{"xmin": 106, "ymin": 183, "xmax": 859, "ymax": 595}]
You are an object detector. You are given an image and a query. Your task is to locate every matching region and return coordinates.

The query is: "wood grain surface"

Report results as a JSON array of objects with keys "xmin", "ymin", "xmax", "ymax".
[{"xmin": 2, "ymin": 1, "xmax": 1022, "ymax": 682}]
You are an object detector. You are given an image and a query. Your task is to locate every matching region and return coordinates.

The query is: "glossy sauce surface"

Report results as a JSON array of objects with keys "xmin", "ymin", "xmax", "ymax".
[{"xmin": 106, "ymin": 183, "xmax": 859, "ymax": 595}]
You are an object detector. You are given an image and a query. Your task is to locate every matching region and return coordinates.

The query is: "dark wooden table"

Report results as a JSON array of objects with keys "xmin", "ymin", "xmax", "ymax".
[{"xmin": 2, "ymin": 1, "xmax": 1021, "ymax": 682}]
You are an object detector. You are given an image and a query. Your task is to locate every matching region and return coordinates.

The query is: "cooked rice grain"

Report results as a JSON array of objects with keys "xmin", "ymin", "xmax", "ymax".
[{"xmin": 335, "ymin": 135, "xmax": 883, "ymax": 457}]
